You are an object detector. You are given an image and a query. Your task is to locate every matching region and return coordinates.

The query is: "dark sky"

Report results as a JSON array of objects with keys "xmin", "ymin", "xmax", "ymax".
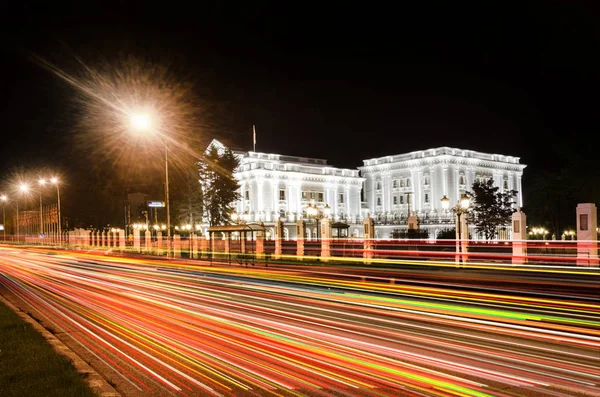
[{"xmin": 1, "ymin": 1, "xmax": 599, "ymax": 179}]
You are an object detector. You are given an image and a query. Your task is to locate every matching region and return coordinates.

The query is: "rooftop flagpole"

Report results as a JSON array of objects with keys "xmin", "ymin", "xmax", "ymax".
[{"xmin": 253, "ymin": 125, "xmax": 256, "ymax": 152}]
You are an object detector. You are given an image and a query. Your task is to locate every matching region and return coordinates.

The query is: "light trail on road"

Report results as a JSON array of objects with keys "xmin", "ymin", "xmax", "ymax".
[{"xmin": 0, "ymin": 246, "xmax": 598, "ymax": 397}]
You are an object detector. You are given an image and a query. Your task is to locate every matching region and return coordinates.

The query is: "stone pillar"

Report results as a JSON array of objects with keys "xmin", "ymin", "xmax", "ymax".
[
  {"xmin": 256, "ymin": 229, "xmax": 265, "ymax": 260},
  {"xmin": 144, "ymin": 230, "xmax": 151, "ymax": 254},
  {"xmin": 296, "ymin": 219, "xmax": 305, "ymax": 258},
  {"xmin": 511, "ymin": 209, "xmax": 527, "ymax": 264},
  {"xmin": 274, "ymin": 219, "xmax": 283, "ymax": 260},
  {"xmin": 320, "ymin": 217, "xmax": 332, "ymax": 261},
  {"xmin": 119, "ymin": 229, "xmax": 126, "ymax": 252},
  {"xmin": 155, "ymin": 231, "xmax": 162, "ymax": 255},
  {"xmin": 363, "ymin": 214, "xmax": 375, "ymax": 264},
  {"xmin": 455, "ymin": 214, "xmax": 469, "ymax": 265},
  {"xmin": 408, "ymin": 214, "xmax": 419, "ymax": 230},
  {"xmin": 133, "ymin": 229, "xmax": 141, "ymax": 253},
  {"xmin": 102, "ymin": 231, "xmax": 107, "ymax": 248},
  {"xmin": 576, "ymin": 203, "xmax": 598, "ymax": 267},
  {"xmin": 200, "ymin": 236, "xmax": 208, "ymax": 259},
  {"xmin": 173, "ymin": 234, "xmax": 181, "ymax": 258},
  {"xmin": 192, "ymin": 233, "xmax": 198, "ymax": 259}
]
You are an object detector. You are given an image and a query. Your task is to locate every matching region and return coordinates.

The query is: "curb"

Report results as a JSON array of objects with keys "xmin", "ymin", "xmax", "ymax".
[{"xmin": 0, "ymin": 294, "xmax": 121, "ymax": 397}]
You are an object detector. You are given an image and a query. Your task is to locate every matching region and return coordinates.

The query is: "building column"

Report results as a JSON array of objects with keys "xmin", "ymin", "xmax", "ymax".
[
  {"xmin": 430, "ymin": 167, "xmax": 436, "ymax": 212},
  {"xmin": 416, "ymin": 169, "xmax": 423, "ymax": 212},
  {"xmin": 517, "ymin": 174, "xmax": 523, "ymax": 207},
  {"xmin": 345, "ymin": 187, "xmax": 351, "ymax": 219}
]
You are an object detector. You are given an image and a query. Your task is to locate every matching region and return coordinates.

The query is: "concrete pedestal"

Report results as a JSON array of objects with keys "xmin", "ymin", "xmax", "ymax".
[
  {"xmin": 274, "ymin": 219, "xmax": 282, "ymax": 260},
  {"xmin": 173, "ymin": 234, "xmax": 181, "ymax": 258},
  {"xmin": 363, "ymin": 215, "xmax": 375, "ymax": 264},
  {"xmin": 133, "ymin": 230, "xmax": 141, "ymax": 253},
  {"xmin": 296, "ymin": 220, "xmax": 305, "ymax": 258},
  {"xmin": 576, "ymin": 203, "xmax": 598, "ymax": 267},
  {"xmin": 256, "ymin": 231, "xmax": 265, "ymax": 260},
  {"xmin": 119, "ymin": 230, "xmax": 126, "ymax": 252},
  {"xmin": 511, "ymin": 209, "xmax": 527, "ymax": 264},
  {"xmin": 320, "ymin": 218, "xmax": 332, "ymax": 261}
]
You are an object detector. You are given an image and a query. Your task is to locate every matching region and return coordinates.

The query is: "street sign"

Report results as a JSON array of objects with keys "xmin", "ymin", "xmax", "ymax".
[{"xmin": 147, "ymin": 201, "xmax": 166, "ymax": 208}]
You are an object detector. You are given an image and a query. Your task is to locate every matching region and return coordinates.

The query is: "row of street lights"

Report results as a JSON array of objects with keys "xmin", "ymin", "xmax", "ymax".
[{"xmin": 0, "ymin": 178, "xmax": 62, "ymax": 243}]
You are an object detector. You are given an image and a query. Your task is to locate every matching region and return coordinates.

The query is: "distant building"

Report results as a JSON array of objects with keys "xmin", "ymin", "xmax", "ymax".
[
  {"xmin": 359, "ymin": 147, "xmax": 526, "ymax": 238},
  {"xmin": 208, "ymin": 139, "xmax": 365, "ymax": 239}
]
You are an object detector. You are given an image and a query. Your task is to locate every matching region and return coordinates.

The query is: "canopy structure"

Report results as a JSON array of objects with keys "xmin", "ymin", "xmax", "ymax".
[
  {"xmin": 332, "ymin": 222, "xmax": 350, "ymax": 238},
  {"xmin": 207, "ymin": 223, "xmax": 266, "ymax": 265}
]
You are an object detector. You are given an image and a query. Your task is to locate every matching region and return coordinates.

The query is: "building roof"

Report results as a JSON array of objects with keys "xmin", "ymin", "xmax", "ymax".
[{"xmin": 361, "ymin": 146, "xmax": 525, "ymax": 168}]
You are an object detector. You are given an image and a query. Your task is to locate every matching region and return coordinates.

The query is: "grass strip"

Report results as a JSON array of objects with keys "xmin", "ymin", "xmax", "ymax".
[{"xmin": 0, "ymin": 300, "xmax": 97, "ymax": 397}]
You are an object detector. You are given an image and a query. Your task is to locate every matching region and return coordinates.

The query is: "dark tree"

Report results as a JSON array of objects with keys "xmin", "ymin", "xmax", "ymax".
[
  {"xmin": 469, "ymin": 179, "xmax": 517, "ymax": 240},
  {"xmin": 390, "ymin": 229, "xmax": 429, "ymax": 239},
  {"xmin": 198, "ymin": 145, "xmax": 240, "ymax": 226},
  {"xmin": 436, "ymin": 228, "xmax": 456, "ymax": 240}
]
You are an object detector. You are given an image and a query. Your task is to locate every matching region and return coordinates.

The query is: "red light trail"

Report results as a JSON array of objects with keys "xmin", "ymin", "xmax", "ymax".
[{"xmin": 0, "ymin": 246, "xmax": 598, "ymax": 396}]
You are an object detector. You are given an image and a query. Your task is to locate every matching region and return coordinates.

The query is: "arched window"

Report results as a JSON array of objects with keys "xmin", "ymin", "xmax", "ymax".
[
  {"xmin": 279, "ymin": 209, "xmax": 286, "ymax": 219},
  {"xmin": 459, "ymin": 174, "xmax": 466, "ymax": 185},
  {"xmin": 283, "ymin": 228, "xmax": 289, "ymax": 241}
]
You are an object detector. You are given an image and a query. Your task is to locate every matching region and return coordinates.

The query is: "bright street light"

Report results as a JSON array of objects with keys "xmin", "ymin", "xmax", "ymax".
[
  {"xmin": 130, "ymin": 113, "xmax": 151, "ymax": 131},
  {"xmin": 460, "ymin": 194, "xmax": 471, "ymax": 210},
  {"xmin": 440, "ymin": 195, "xmax": 450, "ymax": 210},
  {"xmin": 19, "ymin": 184, "xmax": 29, "ymax": 192}
]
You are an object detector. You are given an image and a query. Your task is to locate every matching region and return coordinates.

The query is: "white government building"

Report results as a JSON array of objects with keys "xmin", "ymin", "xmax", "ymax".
[
  {"xmin": 208, "ymin": 140, "xmax": 526, "ymax": 239},
  {"xmin": 210, "ymin": 140, "xmax": 365, "ymax": 239},
  {"xmin": 359, "ymin": 147, "xmax": 526, "ymax": 238}
]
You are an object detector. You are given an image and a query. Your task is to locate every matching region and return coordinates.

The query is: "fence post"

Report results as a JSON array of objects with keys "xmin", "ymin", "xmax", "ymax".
[
  {"xmin": 576, "ymin": 203, "xmax": 598, "ymax": 267},
  {"xmin": 296, "ymin": 219, "xmax": 305, "ymax": 258},
  {"xmin": 274, "ymin": 219, "xmax": 282, "ymax": 260},
  {"xmin": 363, "ymin": 214, "xmax": 375, "ymax": 264},
  {"xmin": 320, "ymin": 217, "xmax": 332, "ymax": 261},
  {"xmin": 511, "ymin": 208, "xmax": 527, "ymax": 264}
]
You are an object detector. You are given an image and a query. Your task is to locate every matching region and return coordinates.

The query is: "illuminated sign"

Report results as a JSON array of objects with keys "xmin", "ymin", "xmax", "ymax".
[{"xmin": 147, "ymin": 201, "xmax": 165, "ymax": 208}]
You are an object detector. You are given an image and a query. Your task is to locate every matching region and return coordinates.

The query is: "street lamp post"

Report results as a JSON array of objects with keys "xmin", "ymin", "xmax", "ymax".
[
  {"xmin": 38, "ymin": 179, "xmax": 46, "ymax": 238},
  {"xmin": 130, "ymin": 114, "xmax": 171, "ymax": 257},
  {"xmin": 1, "ymin": 194, "xmax": 7, "ymax": 241},
  {"xmin": 51, "ymin": 178, "xmax": 61, "ymax": 245},
  {"xmin": 305, "ymin": 203, "xmax": 330, "ymax": 240},
  {"xmin": 16, "ymin": 184, "xmax": 29, "ymax": 243},
  {"xmin": 441, "ymin": 194, "xmax": 471, "ymax": 266}
]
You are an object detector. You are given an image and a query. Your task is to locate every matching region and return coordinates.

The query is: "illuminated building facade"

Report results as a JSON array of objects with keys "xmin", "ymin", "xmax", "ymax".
[
  {"xmin": 359, "ymin": 147, "xmax": 526, "ymax": 238},
  {"xmin": 208, "ymin": 140, "xmax": 365, "ymax": 239}
]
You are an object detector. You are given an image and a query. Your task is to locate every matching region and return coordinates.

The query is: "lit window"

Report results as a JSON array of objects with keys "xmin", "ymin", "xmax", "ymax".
[
  {"xmin": 338, "ymin": 193, "xmax": 344, "ymax": 203},
  {"xmin": 376, "ymin": 181, "xmax": 382, "ymax": 190},
  {"xmin": 245, "ymin": 190, "xmax": 249, "ymax": 200},
  {"xmin": 459, "ymin": 175, "xmax": 465, "ymax": 185},
  {"xmin": 400, "ymin": 180, "xmax": 405, "ymax": 187},
  {"xmin": 392, "ymin": 180, "xmax": 398, "ymax": 188},
  {"xmin": 393, "ymin": 196, "xmax": 398, "ymax": 205},
  {"xmin": 425, "ymin": 193, "xmax": 429, "ymax": 203},
  {"xmin": 400, "ymin": 196, "xmax": 404, "ymax": 204},
  {"xmin": 503, "ymin": 180, "xmax": 509, "ymax": 189},
  {"xmin": 317, "ymin": 192, "xmax": 324, "ymax": 202},
  {"xmin": 279, "ymin": 189, "xmax": 286, "ymax": 201},
  {"xmin": 377, "ymin": 197, "xmax": 381, "ymax": 206},
  {"xmin": 424, "ymin": 176, "xmax": 429, "ymax": 185},
  {"xmin": 301, "ymin": 191, "xmax": 308, "ymax": 200}
]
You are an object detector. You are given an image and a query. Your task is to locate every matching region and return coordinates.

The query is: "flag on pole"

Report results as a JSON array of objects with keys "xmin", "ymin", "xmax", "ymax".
[{"xmin": 253, "ymin": 125, "xmax": 256, "ymax": 152}]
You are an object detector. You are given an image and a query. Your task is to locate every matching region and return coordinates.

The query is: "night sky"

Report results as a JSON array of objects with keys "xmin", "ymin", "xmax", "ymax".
[{"xmin": 1, "ymin": 2, "xmax": 599, "ymax": 182}]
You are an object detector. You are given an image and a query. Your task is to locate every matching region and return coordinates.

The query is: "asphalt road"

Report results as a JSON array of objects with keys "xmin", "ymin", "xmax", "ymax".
[{"xmin": 1, "ymin": 246, "xmax": 598, "ymax": 397}]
